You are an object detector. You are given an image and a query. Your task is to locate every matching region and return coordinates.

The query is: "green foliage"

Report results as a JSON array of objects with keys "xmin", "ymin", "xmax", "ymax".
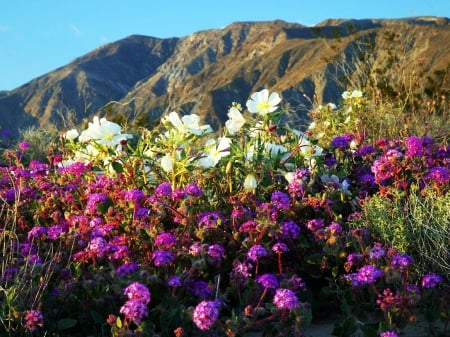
[{"xmin": 349, "ymin": 186, "xmax": 450, "ymax": 281}]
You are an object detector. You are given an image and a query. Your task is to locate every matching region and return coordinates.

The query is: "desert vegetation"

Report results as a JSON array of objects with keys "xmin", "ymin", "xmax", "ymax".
[{"xmin": 0, "ymin": 44, "xmax": 449, "ymax": 337}]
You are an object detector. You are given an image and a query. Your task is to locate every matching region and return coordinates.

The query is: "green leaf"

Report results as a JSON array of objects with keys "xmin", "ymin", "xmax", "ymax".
[
  {"xmin": 57, "ymin": 318, "xmax": 77, "ymax": 330},
  {"xmin": 111, "ymin": 161, "xmax": 124, "ymax": 173}
]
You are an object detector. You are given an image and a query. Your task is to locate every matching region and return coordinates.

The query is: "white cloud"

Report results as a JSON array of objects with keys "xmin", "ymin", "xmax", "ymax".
[{"xmin": 70, "ymin": 24, "xmax": 82, "ymax": 37}]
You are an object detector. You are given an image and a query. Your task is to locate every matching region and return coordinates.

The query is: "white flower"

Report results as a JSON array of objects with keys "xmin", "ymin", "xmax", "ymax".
[
  {"xmin": 163, "ymin": 111, "xmax": 212, "ymax": 136},
  {"xmin": 197, "ymin": 137, "xmax": 232, "ymax": 168},
  {"xmin": 225, "ymin": 107, "xmax": 246, "ymax": 134},
  {"xmin": 246, "ymin": 89, "xmax": 281, "ymax": 115},
  {"xmin": 350, "ymin": 90, "xmax": 363, "ymax": 98},
  {"xmin": 264, "ymin": 142, "xmax": 288, "ymax": 159},
  {"xmin": 295, "ymin": 131, "xmax": 323, "ymax": 159},
  {"xmin": 244, "ymin": 173, "xmax": 257, "ymax": 193},
  {"xmin": 327, "ymin": 102, "xmax": 337, "ymax": 110},
  {"xmin": 321, "ymin": 174, "xmax": 351, "ymax": 195},
  {"xmin": 64, "ymin": 129, "xmax": 79, "ymax": 140},
  {"xmin": 160, "ymin": 153, "xmax": 174, "ymax": 173},
  {"xmin": 78, "ymin": 116, "xmax": 132, "ymax": 146}
]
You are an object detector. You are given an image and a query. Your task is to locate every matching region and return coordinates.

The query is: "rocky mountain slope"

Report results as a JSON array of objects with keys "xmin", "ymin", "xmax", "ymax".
[{"xmin": 0, "ymin": 17, "xmax": 449, "ymax": 138}]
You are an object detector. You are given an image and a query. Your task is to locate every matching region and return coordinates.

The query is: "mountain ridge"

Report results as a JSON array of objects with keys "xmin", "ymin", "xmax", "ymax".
[{"xmin": 0, "ymin": 17, "xmax": 449, "ymax": 138}]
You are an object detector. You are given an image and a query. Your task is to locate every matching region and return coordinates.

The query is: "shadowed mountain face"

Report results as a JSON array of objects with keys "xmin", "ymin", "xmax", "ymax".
[{"xmin": 1, "ymin": 17, "xmax": 449, "ymax": 137}]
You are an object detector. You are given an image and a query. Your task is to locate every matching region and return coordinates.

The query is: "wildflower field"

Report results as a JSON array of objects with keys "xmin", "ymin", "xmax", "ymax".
[{"xmin": 0, "ymin": 86, "xmax": 449, "ymax": 337}]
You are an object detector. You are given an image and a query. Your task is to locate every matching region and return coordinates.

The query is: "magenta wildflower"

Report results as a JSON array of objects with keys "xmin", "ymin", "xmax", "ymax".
[
  {"xmin": 246, "ymin": 244, "xmax": 268, "ymax": 262},
  {"xmin": 24, "ymin": 309, "xmax": 44, "ymax": 331},
  {"xmin": 239, "ymin": 220, "xmax": 259, "ymax": 233},
  {"xmin": 18, "ymin": 141, "xmax": 30, "ymax": 151},
  {"xmin": 231, "ymin": 260, "xmax": 253, "ymax": 279},
  {"xmin": 421, "ymin": 273, "xmax": 443, "ymax": 288},
  {"xmin": 371, "ymin": 157, "xmax": 393, "ymax": 182},
  {"xmin": 119, "ymin": 300, "xmax": 148, "ymax": 324},
  {"xmin": 273, "ymin": 288, "xmax": 299, "ymax": 310},
  {"xmin": 405, "ymin": 136, "xmax": 423, "ymax": 157},
  {"xmin": 189, "ymin": 242, "xmax": 204, "ymax": 256},
  {"xmin": 379, "ymin": 331, "xmax": 399, "ymax": 337},
  {"xmin": 193, "ymin": 300, "xmax": 220, "ymax": 330},
  {"xmin": 306, "ymin": 218, "xmax": 325, "ymax": 232},
  {"xmin": 27, "ymin": 226, "xmax": 48, "ymax": 240},
  {"xmin": 87, "ymin": 236, "xmax": 108, "ymax": 256},
  {"xmin": 123, "ymin": 282, "xmax": 151, "ymax": 303}
]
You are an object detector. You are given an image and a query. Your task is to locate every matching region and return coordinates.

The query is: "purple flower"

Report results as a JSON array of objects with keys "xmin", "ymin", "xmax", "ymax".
[
  {"xmin": 27, "ymin": 226, "xmax": 48, "ymax": 240},
  {"xmin": 155, "ymin": 182, "xmax": 173, "ymax": 198},
  {"xmin": 152, "ymin": 249, "xmax": 174, "ymax": 266},
  {"xmin": 115, "ymin": 261, "xmax": 139, "ymax": 277},
  {"xmin": 379, "ymin": 331, "xmax": 399, "ymax": 337},
  {"xmin": 426, "ymin": 166, "xmax": 450, "ymax": 184},
  {"xmin": 306, "ymin": 219, "xmax": 325, "ymax": 232},
  {"xmin": 354, "ymin": 145, "xmax": 375, "ymax": 157},
  {"xmin": 123, "ymin": 282, "xmax": 151, "ymax": 304},
  {"xmin": 281, "ymin": 220, "xmax": 301, "ymax": 239},
  {"xmin": 87, "ymin": 236, "xmax": 108, "ymax": 256},
  {"xmin": 270, "ymin": 191, "xmax": 290, "ymax": 210},
  {"xmin": 273, "ymin": 288, "xmax": 299, "ymax": 310},
  {"xmin": 193, "ymin": 300, "xmax": 220, "ymax": 330},
  {"xmin": 198, "ymin": 211, "xmax": 224, "ymax": 228},
  {"xmin": 208, "ymin": 244, "xmax": 225, "ymax": 262},
  {"xmin": 391, "ymin": 253, "xmax": 414, "ymax": 271},
  {"xmin": 356, "ymin": 265, "xmax": 383, "ymax": 285},
  {"xmin": 272, "ymin": 242, "xmax": 289, "ymax": 253},
  {"xmin": 185, "ymin": 183, "xmax": 203, "ymax": 197},
  {"xmin": 86, "ymin": 193, "xmax": 108, "ymax": 214},
  {"xmin": 421, "ymin": 273, "xmax": 443, "ymax": 288},
  {"xmin": 405, "ymin": 136, "xmax": 423, "ymax": 157},
  {"xmin": 191, "ymin": 280, "xmax": 213, "ymax": 298},
  {"xmin": 246, "ymin": 244, "xmax": 268, "ymax": 262},
  {"xmin": 256, "ymin": 273, "xmax": 279, "ymax": 289},
  {"xmin": 154, "ymin": 232, "xmax": 178, "ymax": 249},
  {"xmin": 369, "ymin": 245, "xmax": 386, "ymax": 260},
  {"xmin": 168, "ymin": 275, "xmax": 182, "ymax": 288},
  {"xmin": 120, "ymin": 300, "xmax": 148, "ymax": 324},
  {"xmin": 331, "ymin": 135, "xmax": 350, "ymax": 148},
  {"xmin": 124, "ymin": 189, "xmax": 145, "ymax": 203}
]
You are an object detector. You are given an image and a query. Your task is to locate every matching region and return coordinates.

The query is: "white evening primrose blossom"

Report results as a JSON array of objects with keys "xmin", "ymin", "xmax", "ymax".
[
  {"xmin": 197, "ymin": 137, "xmax": 232, "ymax": 168},
  {"xmin": 225, "ymin": 107, "xmax": 246, "ymax": 134},
  {"xmin": 295, "ymin": 131, "xmax": 323, "ymax": 159},
  {"xmin": 160, "ymin": 153, "xmax": 174, "ymax": 173},
  {"xmin": 321, "ymin": 174, "xmax": 351, "ymax": 195},
  {"xmin": 246, "ymin": 89, "xmax": 281, "ymax": 115},
  {"xmin": 163, "ymin": 111, "xmax": 212, "ymax": 136},
  {"xmin": 342, "ymin": 90, "xmax": 363, "ymax": 100},
  {"xmin": 64, "ymin": 129, "xmax": 79, "ymax": 140},
  {"xmin": 78, "ymin": 116, "xmax": 133, "ymax": 146},
  {"xmin": 244, "ymin": 173, "xmax": 257, "ymax": 193}
]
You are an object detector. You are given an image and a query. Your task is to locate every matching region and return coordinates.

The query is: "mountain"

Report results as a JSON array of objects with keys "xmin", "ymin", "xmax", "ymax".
[{"xmin": 0, "ymin": 17, "xmax": 449, "ymax": 138}]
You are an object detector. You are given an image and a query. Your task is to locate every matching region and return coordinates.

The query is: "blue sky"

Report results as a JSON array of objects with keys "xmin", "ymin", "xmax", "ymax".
[{"xmin": 1, "ymin": 0, "xmax": 449, "ymax": 90}]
